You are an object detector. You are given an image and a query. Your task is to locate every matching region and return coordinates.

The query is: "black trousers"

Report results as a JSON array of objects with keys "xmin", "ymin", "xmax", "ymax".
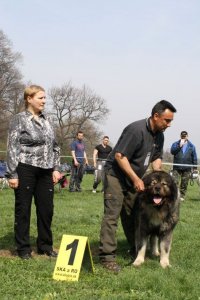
[{"xmin": 14, "ymin": 163, "xmax": 54, "ymax": 255}]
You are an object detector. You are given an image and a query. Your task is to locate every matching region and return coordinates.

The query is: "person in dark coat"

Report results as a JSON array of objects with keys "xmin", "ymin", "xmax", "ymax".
[{"xmin": 170, "ymin": 131, "xmax": 198, "ymax": 201}]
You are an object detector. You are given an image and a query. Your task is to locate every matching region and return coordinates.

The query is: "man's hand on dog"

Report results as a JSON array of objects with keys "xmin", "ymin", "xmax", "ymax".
[{"xmin": 133, "ymin": 177, "xmax": 145, "ymax": 192}]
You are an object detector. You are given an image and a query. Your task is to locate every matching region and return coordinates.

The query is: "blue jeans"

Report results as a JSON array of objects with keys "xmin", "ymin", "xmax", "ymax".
[{"xmin": 69, "ymin": 163, "xmax": 84, "ymax": 191}]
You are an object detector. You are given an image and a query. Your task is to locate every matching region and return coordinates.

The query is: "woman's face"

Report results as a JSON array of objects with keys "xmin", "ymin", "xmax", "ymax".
[{"xmin": 27, "ymin": 91, "xmax": 46, "ymax": 115}]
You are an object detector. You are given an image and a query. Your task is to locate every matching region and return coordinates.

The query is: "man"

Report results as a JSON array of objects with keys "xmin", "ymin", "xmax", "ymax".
[
  {"xmin": 170, "ymin": 131, "xmax": 197, "ymax": 202},
  {"xmin": 69, "ymin": 131, "xmax": 88, "ymax": 192},
  {"xmin": 92, "ymin": 136, "xmax": 112, "ymax": 193},
  {"xmin": 99, "ymin": 100, "xmax": 177, "ymax": 273}
]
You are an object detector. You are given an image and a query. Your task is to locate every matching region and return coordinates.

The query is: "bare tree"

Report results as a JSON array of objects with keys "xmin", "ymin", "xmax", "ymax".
[
  {"xmin": 0, "ymin": 30, "xmax": 25, "ymax": 143},
  {"xmin": 0, "ymin": 30, "xmax": 110, "ymax": 157},
  {"xmin": 48, "ymin": 82, "xmax": 109, "ymax": 151}
]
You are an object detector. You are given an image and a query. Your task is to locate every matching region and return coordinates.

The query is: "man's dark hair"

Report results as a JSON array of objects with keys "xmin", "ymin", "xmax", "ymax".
[
  {"xmin": 103, "ymin": 136, "xmax": 109, "ymax": 139},
  {"xmin": 76, "ymin": 130, "xmax": 83, "ymax": 136},
  {"xmin": 151, "ymin": 100, "xmax": 177, "ymax": 117},
  {"xmin": 181, "ymin": 130, "xmax": 188, "ymax": 137}
]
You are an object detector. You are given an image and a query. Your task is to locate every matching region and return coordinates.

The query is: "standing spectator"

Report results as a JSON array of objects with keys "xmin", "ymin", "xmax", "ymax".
[
  {"xmin": 92, "ymin": 136, "xmax": 112, "ymax": 193},
  {"xmin": 170, "ymin": 131, "xmax": 198, "ymax": 201},
  {"xmin": 6, "ymin": 85, "xmax": 61, "ymax": 259},
  {"xmin": 99, "ymin": 100, "xmax": 177, "ymax": 273},
  {"xmin": 69, "ymin": 131, "xmax": 88, "ymax": 192}
]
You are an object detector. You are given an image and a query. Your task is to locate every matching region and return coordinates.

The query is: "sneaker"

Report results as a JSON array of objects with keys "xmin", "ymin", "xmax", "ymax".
[
  {"xmin": 92, "ymin": 189, "xmax": 96, "ymax": 193},
  {"xmin": 180, "ymin": 197, "xmax": 184, "ymax": 202},
  {"xmin": 101, "ymin": 261, "xmax": 121, "ymax": 273}
]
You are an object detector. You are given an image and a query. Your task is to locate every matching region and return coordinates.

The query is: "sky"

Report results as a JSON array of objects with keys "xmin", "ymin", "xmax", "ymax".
[{"xmin": 1, "ymin": 0, "xmax": 200, "ymax": 157}]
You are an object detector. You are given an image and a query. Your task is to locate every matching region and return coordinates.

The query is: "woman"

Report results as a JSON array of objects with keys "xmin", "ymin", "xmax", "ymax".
[{"xmin": 6, "ymin": 85, "xmax": 61, "ymax": 259}]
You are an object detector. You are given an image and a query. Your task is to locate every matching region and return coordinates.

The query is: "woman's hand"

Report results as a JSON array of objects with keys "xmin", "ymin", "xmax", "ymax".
[
  {"xmin": 8, "ymin": 178, "xmax": 19, "ymax": 189},
  {"xmin": 52, "ymin": 171, "xmax": 61, "ymax": 184}
]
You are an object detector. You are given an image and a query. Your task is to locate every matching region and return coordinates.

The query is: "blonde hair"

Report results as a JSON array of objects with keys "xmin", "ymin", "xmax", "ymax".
[{"xmin": 24, "ymin": 85, "xmax": 45, "ymax": 108}]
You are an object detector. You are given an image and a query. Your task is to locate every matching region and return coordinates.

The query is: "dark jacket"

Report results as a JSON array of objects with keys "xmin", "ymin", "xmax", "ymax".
[
  {"xmin": 170, "ymin": 140, "xmax": 197, "ymax": 171},
  {"xmin": 105, "ymin": 118, "xmax": 164, "ymax": 188}
]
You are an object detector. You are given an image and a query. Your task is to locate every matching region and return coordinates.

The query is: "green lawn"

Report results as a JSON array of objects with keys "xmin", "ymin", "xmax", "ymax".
[{"xmin": 0, "ymin": 175, "xmax": 200, "ymax": 300}]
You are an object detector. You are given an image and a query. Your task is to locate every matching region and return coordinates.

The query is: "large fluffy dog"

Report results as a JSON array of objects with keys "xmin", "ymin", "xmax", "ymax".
[{"xmin": 132, "ymin": 170, "xmax": 180, "ymax": 268}]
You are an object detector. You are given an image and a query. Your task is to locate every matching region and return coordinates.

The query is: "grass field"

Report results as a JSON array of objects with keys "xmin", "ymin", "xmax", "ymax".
[{"xmin": 0, "ymin": 174, "xmax": 200, "ymax": 300}]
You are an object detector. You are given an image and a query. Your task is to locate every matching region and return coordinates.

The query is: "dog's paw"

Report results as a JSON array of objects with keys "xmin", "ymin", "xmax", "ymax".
[
  {"xmin": 152, "ymin": 250, "xmax": 160, "ymax": 257},
  {"xmin": 133, "ymin": 258, "xmax": 144, "ymax": 267},
  {"xmin": 160, "ymin": 259, "xmax": 171, "ymax": 269}
]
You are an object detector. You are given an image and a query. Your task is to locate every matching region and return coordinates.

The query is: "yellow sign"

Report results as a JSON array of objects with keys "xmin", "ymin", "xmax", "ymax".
[{"xmin": 53, "ymin": 235, "xmax": 94, "ymax": 281}]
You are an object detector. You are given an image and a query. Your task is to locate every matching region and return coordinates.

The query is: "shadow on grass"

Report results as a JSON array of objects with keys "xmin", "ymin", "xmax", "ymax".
[
  {"xmin": 89, "ymin": 237, "xmax": 161, "ymax": 269},
  {"xmin": 0, "ymin": 231, "xmax": 14, "ymax": 249},
  {"xmin": 89, "ymin": 238, "xmax": 133, "ymax": 264},
  {"xmin": 0, "ymin": 232, "xmax": 41, "ymax": 257},
  {"xmin": 189, "ymin": 197, "xmax": 200, "ymax": 202},
  {"xmin": 0, "ymin": 231, "xmax": 16, "ymax": 257}
]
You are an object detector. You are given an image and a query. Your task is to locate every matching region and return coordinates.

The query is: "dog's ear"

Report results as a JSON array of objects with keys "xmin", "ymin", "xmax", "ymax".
[
  {"xmin": 170, "ymin": 176, "xmax": 178, "ymax": 200},
  {"xmin": 142, "ymin": 173, "xmax": 153, "ymax": 188}
]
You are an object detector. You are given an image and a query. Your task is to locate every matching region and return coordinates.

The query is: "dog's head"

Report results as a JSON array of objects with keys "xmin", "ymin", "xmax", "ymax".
[{"xmin": 142, "ymin": 170, "xmax": 178, "ymax": 206}]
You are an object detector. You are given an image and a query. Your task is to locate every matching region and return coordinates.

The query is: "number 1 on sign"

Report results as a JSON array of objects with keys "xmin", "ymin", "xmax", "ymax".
[
  {"xmin": 53, "ymin": 235, "xmax": 94, "ymax": 281},
  {"xmin": 66, "ymin": 239, "xmax": 79, "ymax": 265}
]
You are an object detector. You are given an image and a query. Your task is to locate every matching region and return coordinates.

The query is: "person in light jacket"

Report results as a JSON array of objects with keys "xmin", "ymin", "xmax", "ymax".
[{"xmin": 6, "ymin": 85, "xmax": 61, "ymax": 259}]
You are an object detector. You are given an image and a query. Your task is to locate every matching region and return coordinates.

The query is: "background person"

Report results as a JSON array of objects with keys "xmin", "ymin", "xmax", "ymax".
[
  {"xmin": 69, "ymin": 130, "xmax": 88, "ymax": 192},
  {"xmin": 99, "ymin": 100, "xmax": 177, "ymax": 273},
  {"xmin": 170, "ymin": 131, "xmax": 198, "ymax": 201},
  {"xmin": 92, "ymin": 136, "xmax": 112, "ymax": 193},
  {"xmin": 6, "ymin": 85, "xmax": 61, "ymax": 259}
]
